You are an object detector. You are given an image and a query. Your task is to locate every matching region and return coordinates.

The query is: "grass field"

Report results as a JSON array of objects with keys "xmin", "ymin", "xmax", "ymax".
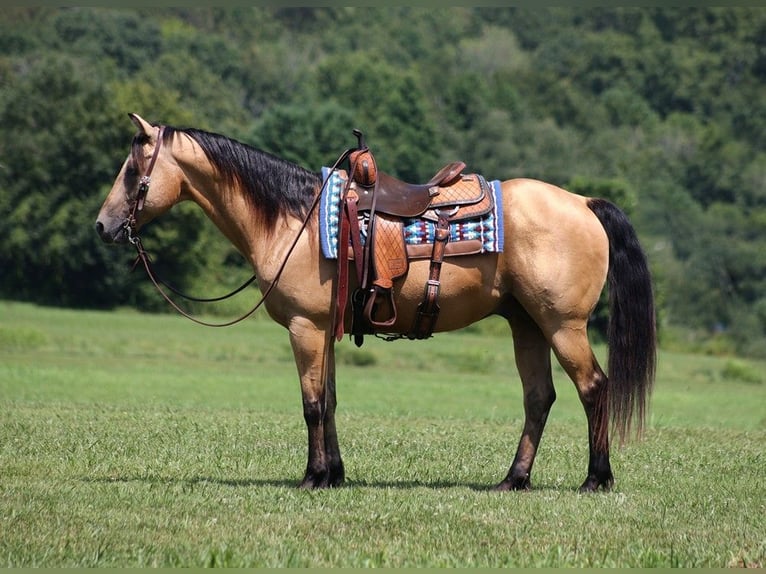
[{"xmin": 1, "ymin": 300, "xmax": 764, "ymax": 567}]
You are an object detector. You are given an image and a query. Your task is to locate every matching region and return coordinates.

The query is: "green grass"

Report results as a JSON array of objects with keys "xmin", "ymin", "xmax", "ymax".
[{"xmin": 0, "ymin": 301, "xmax": 764, "ymax": 567}]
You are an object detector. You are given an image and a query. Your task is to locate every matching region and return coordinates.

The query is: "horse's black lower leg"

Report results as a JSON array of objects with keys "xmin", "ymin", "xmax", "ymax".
[
  {"xmin": 299, "ymin": 394, "xmax": 346, "ymax": 488},
  {"xmin": 497, "ymin": 311, "xmax": 555, "ymax": 491},
  {"xmin": 497, "ymin": 386, "xmax": 556, "ymax": 490},
  {"xmin": 296, "ymin": 337, "xmax": 344, "ymax": 490},
  {"xmin": 578, "ymin": 383, "xmax": 614, "ymax": 493},
  {"xmin": 300, "ymin": 397, "xmax": 331, "ymax": 489},
  {"xmin": 579, "ymin": 449, "xmax": 613, "ymax": 492},
  {"xmin": 322, "ymin": 375, "xmax": 345, "ymax": 487}
]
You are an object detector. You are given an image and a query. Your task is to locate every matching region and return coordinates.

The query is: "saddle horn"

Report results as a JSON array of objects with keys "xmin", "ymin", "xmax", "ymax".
[{"xmin": 349, "ymin": 129, "xmax": 376, "ymax": 188}]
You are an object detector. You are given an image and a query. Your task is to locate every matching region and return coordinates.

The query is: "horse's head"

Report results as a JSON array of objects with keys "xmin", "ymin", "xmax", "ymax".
[{"xmin": 96, "ymin": 113, "xmax": 182, "ymax": 244}]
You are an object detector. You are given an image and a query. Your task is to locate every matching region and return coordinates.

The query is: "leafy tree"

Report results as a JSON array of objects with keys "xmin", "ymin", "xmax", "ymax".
[
  {"xmin": 0, "ymin": 54, "xmax": 211, "ymax": 309},
  {"xmin": 312, "ymin": 52, "xmax": 440, "ymax": 181},
  {"xmin": 249, "ymin": 101, "xmax": 357, "ymax": 170},
  {"xmin": 139, "ymin": 52, "xmax": 250, "ymax": 139},
  {"xmin": 0, "ymin": 55, "xmax": 127, "ymax": 307},
  {"xmin": 49, "ymin": 8, "xmax": 162, "ymax": 73}
]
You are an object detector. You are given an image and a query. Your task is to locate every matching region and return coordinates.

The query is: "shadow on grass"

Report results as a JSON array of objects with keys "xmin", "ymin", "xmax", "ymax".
[
  {"xmin": 348, "ymin": 478, "xmax": 494, "ymax": 491},
  {"xmin": 349, "ymin": 479, "xmax": 582, "ymax": 493},
  {"xmin": 81, "ymin": 474, "xmax": 576, "ymax": 493},
  {"xmin": 82, "ymin": 475, "xmax": 297, "ymax": 489}
]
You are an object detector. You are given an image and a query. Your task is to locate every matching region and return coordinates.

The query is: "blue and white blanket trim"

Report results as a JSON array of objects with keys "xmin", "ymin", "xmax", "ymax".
[{"xmin": 319, "ymin": 167, "xmax": 504, "ymax": 260}]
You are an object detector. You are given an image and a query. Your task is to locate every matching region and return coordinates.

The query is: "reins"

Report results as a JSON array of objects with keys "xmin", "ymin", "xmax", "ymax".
[{"xmin": 124, "ymin": 126, "xmax": 354, "ymax": 327}]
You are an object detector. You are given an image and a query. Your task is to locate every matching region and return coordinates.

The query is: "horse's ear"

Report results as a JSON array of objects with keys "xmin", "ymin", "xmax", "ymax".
[{"xmin": 128, "ymin": 113, "xmax": 156, "ymax": 139}]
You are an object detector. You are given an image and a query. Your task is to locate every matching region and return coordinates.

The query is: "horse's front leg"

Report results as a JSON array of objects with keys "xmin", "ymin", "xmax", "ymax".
[
  {"xmin": 321, "ymin": 344, "xmax": 344, "ymax": 487},
  {"xmin": 289, "ymin": 317, "xmax": 344, "ymax": 489}
]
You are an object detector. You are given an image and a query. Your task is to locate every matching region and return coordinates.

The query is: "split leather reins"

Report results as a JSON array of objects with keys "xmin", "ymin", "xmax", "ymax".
[{"xmin": 123, "ymin": 126, "xmax": 355, "ymax": 327}]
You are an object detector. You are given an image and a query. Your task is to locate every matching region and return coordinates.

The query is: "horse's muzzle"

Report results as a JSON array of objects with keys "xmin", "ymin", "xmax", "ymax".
[{"xmin": 95, "ymin": 219, "xmax": 128, "ymax": 244}]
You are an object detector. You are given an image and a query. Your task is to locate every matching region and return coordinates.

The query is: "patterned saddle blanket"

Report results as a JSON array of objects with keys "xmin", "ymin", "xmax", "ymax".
[{"xmin": 319, "ymin": 167, "xmax": 504, "ymax": 260}]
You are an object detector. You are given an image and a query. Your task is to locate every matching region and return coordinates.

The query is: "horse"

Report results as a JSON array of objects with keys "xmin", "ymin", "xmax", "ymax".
[{"xmin": 95, "ymin": 113, "xmax": 656, "ymax": 492}]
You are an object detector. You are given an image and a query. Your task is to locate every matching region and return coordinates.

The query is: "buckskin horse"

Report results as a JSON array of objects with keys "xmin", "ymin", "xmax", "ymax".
[{"xmin": 95, "ymin": 113, "xmax": 656, "ymax": 492}]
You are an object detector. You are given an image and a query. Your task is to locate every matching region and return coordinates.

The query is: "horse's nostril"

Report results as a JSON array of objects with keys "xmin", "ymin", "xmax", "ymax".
[{"xmin": 95, "ymin": 221, "xmax": 104, "ymax": 235}]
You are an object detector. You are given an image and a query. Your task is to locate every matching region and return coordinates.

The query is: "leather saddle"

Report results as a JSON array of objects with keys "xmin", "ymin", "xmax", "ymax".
[
  {"xmin": 335, "ymin": 131, "xmax": 495, "ymax": 345},
  {"xmin": 354, "ymin": 162, "xmax": 466, "ymax": 216}
]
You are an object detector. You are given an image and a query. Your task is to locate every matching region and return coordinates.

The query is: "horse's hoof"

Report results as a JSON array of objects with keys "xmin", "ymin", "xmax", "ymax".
[
  {"xmin": 298, "ymin": 480, "xmax": 328, "ymax": 490},
  {"xmin": 578, "ymin": 473, "xmax": 614, "ymax": 493},
  {"xmin": 298, "ymin": 471, "xmax": 331, "ymax": 490},
  {"xmin": 494, "ymin": 475, "xmax": 531, "ymax": 491}
]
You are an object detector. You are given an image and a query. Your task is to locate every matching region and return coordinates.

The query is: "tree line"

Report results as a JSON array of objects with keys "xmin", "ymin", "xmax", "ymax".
[{"xmin": 1, "ymin": 7, "xmax": 765, "ymax": 357}]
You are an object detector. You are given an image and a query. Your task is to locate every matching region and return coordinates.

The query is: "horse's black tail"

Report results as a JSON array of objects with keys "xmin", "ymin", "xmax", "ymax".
[{"xmin": 588, "ymin": 198, "xmax": 657, "ymax": 445}]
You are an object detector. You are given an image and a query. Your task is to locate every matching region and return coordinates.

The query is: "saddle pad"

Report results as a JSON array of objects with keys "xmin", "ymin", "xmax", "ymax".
[{"xmin": 319, "ymin": 167, "xmax": 504, "ymax": 260}]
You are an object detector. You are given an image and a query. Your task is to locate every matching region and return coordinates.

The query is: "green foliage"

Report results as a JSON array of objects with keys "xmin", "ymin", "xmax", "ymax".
[
  {"xmin": 1, "ymin": 8, "xmax": 765, "ymax": 357},
  {"xmin": 0, "ymin": 53, "xmax": 128, "ymax": 307},
  {"xmin": 721, "ymin": 359, "xmax": 763, "ymax": 385},
  {"xmin": 312, "ymin": 51, "xmax": 440, "ymax": 180},
  {"xmin": 568, "ymin": 176, "xmax": 637, "ymax": 214},
  {"xmin": 49, "ymin": 8, "xmax": 162, "ymax": 73},
  {"xmin": 336, "ymin": 344, "xmax": 378, "ymax": 368},
  {"xmin": 249, "ymin": 101, "xmax": 357, "ymax": 169}
]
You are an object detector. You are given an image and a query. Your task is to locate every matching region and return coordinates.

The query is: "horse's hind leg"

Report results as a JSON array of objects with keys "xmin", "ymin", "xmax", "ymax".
[
  {"xmin": 550, "ymin": 327, "xmax": 613, "ymax": 492},
  {"xmin": 496, "ymin": 306, "xmax": 556, "ymax": 491}
]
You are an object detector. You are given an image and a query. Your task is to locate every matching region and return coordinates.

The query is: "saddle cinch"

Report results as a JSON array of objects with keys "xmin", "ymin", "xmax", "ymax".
[{"xmin": 335, "ymin": 131, "xmax": 496, "ymax": 346}]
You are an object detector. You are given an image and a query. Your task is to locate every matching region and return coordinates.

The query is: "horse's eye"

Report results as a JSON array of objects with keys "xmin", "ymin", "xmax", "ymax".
[{"xmin": 126, "ymin": 165, "xmax": 138, "ymax": 178}]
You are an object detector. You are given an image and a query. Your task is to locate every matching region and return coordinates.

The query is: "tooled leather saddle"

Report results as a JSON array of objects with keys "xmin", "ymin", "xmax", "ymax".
[{"xmin": 335, "ymin": 130, "xmax": 496, "ymax": 346}]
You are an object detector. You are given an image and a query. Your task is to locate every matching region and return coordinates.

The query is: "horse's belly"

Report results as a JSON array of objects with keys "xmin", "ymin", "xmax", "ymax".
[{"xmin": 390, "ymin": 255, "xmax": 502, "ymax": 333}]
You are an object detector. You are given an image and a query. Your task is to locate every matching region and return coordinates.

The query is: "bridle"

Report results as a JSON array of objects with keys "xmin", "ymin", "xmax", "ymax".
[{"xmin": 123, "ymin": 125, "xmax": 355, "ymax": 327}]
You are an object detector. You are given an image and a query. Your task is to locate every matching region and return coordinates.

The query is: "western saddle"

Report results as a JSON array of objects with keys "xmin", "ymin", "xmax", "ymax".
[{"xmin": 335, "ymin": 130, "xmax": 495, "ymax": 345}]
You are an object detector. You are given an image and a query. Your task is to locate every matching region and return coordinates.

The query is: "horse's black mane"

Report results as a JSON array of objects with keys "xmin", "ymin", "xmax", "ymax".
[{"xmin": 162, "ymin": 126, "xmax": 322, "ymax": 227}]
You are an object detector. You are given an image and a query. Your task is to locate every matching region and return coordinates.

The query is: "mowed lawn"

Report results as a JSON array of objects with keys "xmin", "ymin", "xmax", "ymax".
[{"xmin": 1, "ymin": 301, "xmax": 764, "ymax": 567}]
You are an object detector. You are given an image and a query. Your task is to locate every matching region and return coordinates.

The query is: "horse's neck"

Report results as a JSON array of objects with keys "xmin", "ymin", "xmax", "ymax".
[{"xmin": 175, "ymin": 142, "xmax": 296, "ymax": 283}]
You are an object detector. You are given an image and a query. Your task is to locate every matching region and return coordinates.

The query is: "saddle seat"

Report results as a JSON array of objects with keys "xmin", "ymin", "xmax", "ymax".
[{"xmin": 354, "ymin": 161, "xmax": 466, "ymax": 217}]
